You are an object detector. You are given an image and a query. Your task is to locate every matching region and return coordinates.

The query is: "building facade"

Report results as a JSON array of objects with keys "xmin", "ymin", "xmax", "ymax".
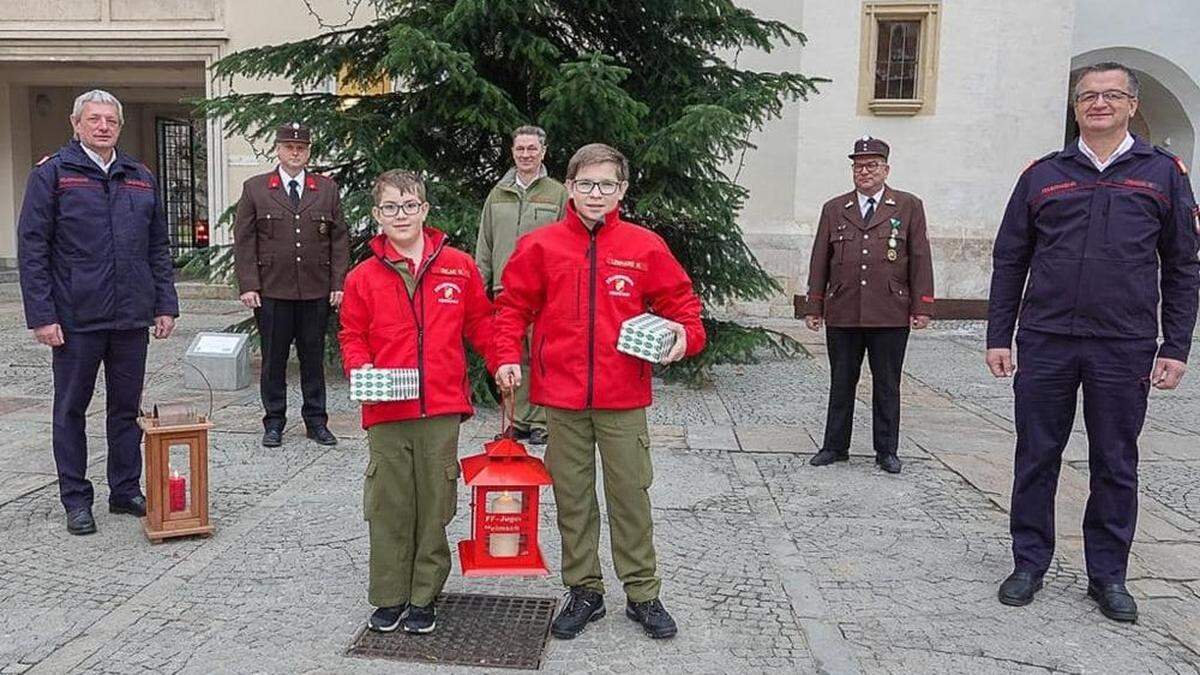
[{"xmin": 0, "ymin": 0, "xmax": 1196, "ymax": 316}]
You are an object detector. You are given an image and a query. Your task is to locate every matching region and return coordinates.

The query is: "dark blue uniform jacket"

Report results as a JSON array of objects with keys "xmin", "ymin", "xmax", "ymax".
[
  {"xmin": 988, "ymin": 135, "xmax": 1200, "ymax": 362},
  {"xmin": 18, "ymin": 140, "xmax": 179, "ymax": 333}
]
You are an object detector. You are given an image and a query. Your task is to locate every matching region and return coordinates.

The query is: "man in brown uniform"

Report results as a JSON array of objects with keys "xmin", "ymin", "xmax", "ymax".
[
  {"xmin": 233, "ymin": 123, "xmax": 350, "ymax": 447},
  {"xmin": 804, "ymin": 137, "xmax": 934, "ymax": 474}
]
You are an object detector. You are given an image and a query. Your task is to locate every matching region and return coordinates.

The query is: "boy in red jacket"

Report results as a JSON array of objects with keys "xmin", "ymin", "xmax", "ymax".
[
  {"xmin": 493, "ymin": 143, "xmax": 706, "ymax": 640},
  {"xmin": 339, "ymin": 170, "xmax": 492, "ymax": 635}
]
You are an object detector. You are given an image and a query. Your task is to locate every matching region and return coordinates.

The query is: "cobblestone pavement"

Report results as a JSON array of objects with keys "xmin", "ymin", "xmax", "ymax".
[{"xmin": 1, "ymin": 284, "xmax": 1198, "ymax": 674}]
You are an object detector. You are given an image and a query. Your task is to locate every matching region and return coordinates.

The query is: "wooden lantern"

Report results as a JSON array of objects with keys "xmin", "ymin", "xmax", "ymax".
[{"xmin": 138, "ymin": 404, "xmax": 214, "ymax": 543}]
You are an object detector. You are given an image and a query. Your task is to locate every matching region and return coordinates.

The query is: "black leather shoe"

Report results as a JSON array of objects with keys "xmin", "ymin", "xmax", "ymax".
[
  {"xmin": 306, "ymin": 425, "xmax": 338, "ymax": 446},
  {"xmin": 66, "ymin": 508, "xmax": 96, "ymax": 535},
  {"xmin": 109, "ymin": 495, "xmax": 147, "ymax": 517},
  {"xmin": 998, "ymin": 571, "xmax": 1043, "ymax": 606},
  {"xmin": 527, "ymin": 428, "xmax": 549, "ymax": 446},
  {"xmin": 626, "ymin": 598, "xmax": 678, "ymax": 639},
  {"xmin": 810, "ymin": 449, "xmax": 849, "ymax": 466},
  {"xmin": 551, "ymin": 587, "xmax": 606, "ymax": 639},
  {"xmin": 511, "ymin": 427, "xmax": 532, "ymax": 441},
  {"xmin": 262, "ymin": 427, "xmax": 283, "ymax": 448},
  {"xmin": 876, "ymin": 453, "xmax": 903, "ymax": 474},
  {"xmin": 1088, "ymin": 580, "xmax": 1137, "ymax": 623}
]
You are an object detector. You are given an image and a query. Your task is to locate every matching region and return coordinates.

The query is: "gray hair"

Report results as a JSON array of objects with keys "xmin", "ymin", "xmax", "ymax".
[
  {"xmin": 71, "ymin": 89, "xmax": 124, "ymax": 125},
  {"xmin": 1074, "ymin": 62, "xmax": 1141, "ymax": 98},
  {"xmin": 512, "ymin": 125, "xmax": 547, "ymax": 147}
]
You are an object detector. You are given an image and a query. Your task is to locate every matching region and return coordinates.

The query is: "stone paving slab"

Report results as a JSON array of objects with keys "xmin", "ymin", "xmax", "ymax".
[{"xmin": 1, "ymin": 292, "xmax": 1198, "ymax": 673}]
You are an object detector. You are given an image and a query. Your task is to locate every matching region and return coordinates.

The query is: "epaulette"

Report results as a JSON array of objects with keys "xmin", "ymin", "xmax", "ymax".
[
  {"xmin": 1154, "ymin": 146, "xmax": 1188, "ymax": 175},
  {"xmin": 1022, "ymin": 151, "xmax": 1057, "ymax": 174},
  {"xmin": 35, "ymin": 153, "xmax": 57, "ymax": 167}
]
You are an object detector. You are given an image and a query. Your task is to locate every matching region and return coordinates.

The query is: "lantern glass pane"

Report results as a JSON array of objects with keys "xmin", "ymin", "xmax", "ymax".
[
  {"xmin": 486, "ymin": 490, "xmax": 523, "ymax": 557},
  {"xmin": 167, "ymin": 443, "xmax": 191, "ymax": 513}
]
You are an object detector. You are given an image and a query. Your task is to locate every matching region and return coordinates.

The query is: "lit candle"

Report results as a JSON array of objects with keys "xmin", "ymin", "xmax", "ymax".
[
  {"xmin": 488, "ymin": 491, "xmax": 522, "ymax": 557},
  {"xmin": 169, "ymin": 469, "xmax": 187, "ymax": 512}
]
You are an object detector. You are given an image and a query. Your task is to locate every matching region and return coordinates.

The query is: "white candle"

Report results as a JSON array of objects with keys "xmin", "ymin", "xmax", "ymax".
[{"xmin": 488, "ymin": 491, "xmax": 523, "ymax": 558}]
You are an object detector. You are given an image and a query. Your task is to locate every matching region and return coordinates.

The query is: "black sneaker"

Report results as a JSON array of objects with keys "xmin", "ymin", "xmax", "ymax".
[
  {"xmin": 550, "ymin": 587, "xmax": 606, "ymax": 639},
  {"xmin": 527, "ymin": 428, "xmax": 549, "ymax": 446},
  {"xmin": 402, "ymin": 604, "xmax": 436, "ymax": 634},
  {"xmin": 367, "ymin": 604, "xmax": 405, "ymax": 633},
  {"xmin": 625, "ymin": 598, "xmax": 678, "ymax": 639}
]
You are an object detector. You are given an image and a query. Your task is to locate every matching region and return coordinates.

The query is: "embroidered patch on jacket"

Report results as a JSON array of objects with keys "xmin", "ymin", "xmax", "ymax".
[
  {"xmin": 1039, "ymin": 181, "xmax": 1078, "ymax": 196},
  {"xmin": 434, "ymin": 281, "xmax": 463, "ymax": 304},
  {"xmin": 432, "ymin": 266, "xmax": 468, "ymax": 278},
  {"xmin": 605, "ymin": 274, "xmax": 635, "ymax": 297},
  {"xmin": 605, "ymin": 258, "xmax": 647, "ymax": 272},
  {"xmin": 1121, "ymin": 178, "xmax": 1161, "ymax": 192},
  {"xmin": 123, "ymin": 179, "xmax": 154, "ymax": 191},
  {"xmin": 57, "ymin": 176, "xmax": 97, "ymax": 189}
]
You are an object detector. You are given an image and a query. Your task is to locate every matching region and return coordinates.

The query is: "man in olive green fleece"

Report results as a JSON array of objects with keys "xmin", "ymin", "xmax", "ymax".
[{"xmin": 476, "ymin": 125, "xmax": 568, "ymax": 445}]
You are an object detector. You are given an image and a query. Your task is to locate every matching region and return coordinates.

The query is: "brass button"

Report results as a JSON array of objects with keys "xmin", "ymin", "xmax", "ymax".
[
  {"xmin": 863, "ymin": 234, "xmax": 868, "ymax": 239},
  {"xmin": 294, "ymin": 214, "xmax": 300, "ymax": 220},
  {"xmin": 295, "ymin": 242, "xmax": 301, "ymax": 247},
  {"xmin": 862, "ymin": 249, "xmax": 868, "ymax": 255},
  {"xmin": 295, "ymin": 228, "xmax": 300, "ymax": 234},
  {"xmin": 296, "ymin": 256, "xmax": 301, "ymax": 261},
  {"xmin": 861, "ymin": 264, "xmax": 867, "ymax": 270},
  {"xmin": 860, "ymin": 280, "xmax": 867, "ymax": 286}
]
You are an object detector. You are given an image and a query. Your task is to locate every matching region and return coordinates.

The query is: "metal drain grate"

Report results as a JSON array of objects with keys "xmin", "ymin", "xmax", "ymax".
[{"xmin": 347, "ymin": 593, "xmax": 558, "ymax": 670}]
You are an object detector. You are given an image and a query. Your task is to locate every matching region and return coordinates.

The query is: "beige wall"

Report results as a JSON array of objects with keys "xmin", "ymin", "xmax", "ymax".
[{"xmin": 730, "ymin": 0, "xmax": 1077, "ymax": 314}]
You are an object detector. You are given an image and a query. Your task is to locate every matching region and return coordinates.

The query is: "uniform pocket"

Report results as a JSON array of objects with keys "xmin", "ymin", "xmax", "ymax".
[
  {"xmin": 529, "ymin": 205, "xmax": 560, "ymax": 229},
  {"xmin": 830, "ymin": 238, "xmax": 849, "ymax": 264},
  {"xmin": 888, "ymin": 278, "xmax": 909, "ymax": 299},
  {"xmin": 258, "ymin": 211, "xmax": 286, "ymax": 239},
  {"xmin": 636, "ymin": 432, "xmax": 653, "ymax": 490},
  {"xmin": 442, "ymin": 463, "xmax": 461, "ymax": 525},
  {"xmin": 362, "ymin": 458, "xmax": 379, "ymax": 521},
  {"xmin": 70, "ymin": 258, "xmax": 116, "ymax": 325}
]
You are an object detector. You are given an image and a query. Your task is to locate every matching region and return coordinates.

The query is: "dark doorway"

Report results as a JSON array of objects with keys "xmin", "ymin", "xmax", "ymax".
[{"xmin": 155, "ymin": 117, "xmax": 209, "ymax": 258}]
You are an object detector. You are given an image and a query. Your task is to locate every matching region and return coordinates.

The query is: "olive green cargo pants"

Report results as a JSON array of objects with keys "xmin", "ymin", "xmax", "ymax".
[
  {"xmin": 545, "ymin": 406, "xmax": 659, "ymax": 602},
  {"xmin": 363, "ymin": 415, "xmax": 460, "ymax": 608}
]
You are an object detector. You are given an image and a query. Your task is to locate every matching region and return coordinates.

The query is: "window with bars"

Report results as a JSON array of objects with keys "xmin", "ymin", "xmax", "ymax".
[
  {"xmin": 874, "ymin": 20, "xmax": 921, "ymax": 100},
  {"xmin": 859, "ymin": 3, "xmax": 940, "ymax": 116}
]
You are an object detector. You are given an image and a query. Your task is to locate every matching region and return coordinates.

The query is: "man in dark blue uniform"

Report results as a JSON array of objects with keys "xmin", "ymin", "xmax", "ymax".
[
  {"xmin": 18, "ymin": 89, "xmax": 179, "ymax": 536},
  {"xmin": 987, "ymin": 62, "xmax": 1199, "ymax": 623}
]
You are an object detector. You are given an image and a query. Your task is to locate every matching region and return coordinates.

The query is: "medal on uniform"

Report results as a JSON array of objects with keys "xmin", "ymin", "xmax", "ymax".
[
  {"xmin": 318, "ymin": 222, "xmax": 329, "ymax": 235},
  {"xmin": 886, "ymin": 218, "xmax": 901, "ymax": 262}
]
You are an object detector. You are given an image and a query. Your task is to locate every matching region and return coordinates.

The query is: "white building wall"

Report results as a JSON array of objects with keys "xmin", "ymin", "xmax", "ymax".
[
  {"xmin": 1072, "ymin": 0, "xmax": 1200, "ymax": 194},
  {"xmin": 734, "ymin": 0, "xmax": 1077, "ymax": 313}
]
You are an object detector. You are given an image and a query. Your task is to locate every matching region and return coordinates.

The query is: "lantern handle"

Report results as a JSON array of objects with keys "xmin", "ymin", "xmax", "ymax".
[{"xmin": 500, "ymin": 391, "xmax": 516, "ymax": 438}]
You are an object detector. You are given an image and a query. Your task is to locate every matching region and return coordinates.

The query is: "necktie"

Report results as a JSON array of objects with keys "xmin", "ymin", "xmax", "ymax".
[
  {"xmin": 288, "ymin": 179, "xmax": 300, "ymax": 207},
  {"xmin": 864, "ymin": 196, "xmax": 876, "ymax": 223}
]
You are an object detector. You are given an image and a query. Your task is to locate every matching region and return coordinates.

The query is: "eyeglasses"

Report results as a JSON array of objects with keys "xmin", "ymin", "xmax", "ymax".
[
  {"xmin": 851, "ymin": 162, "xmax": 885, "ymax": 173},
  {"xmin": 572, "ymin": 179, "xmax": 623, "ymax": 196},
  {"xmin": 1075, "ymin": 90, "xmax": 1135, "ymax": 105},
  {"xmin": 376, "ymin": 201, "xmax": 423, "ymax": 217}
]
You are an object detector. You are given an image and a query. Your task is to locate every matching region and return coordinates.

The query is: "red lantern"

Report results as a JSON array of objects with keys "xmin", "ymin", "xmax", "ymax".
[{"xmin": 458, "ymin": 404, "xmax": 553, "ymax": 576}]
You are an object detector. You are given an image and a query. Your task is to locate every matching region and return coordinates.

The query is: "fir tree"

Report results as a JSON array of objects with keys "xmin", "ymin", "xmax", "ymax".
[{"xmin": 199, "ymin": 0, "xmax": 826, "ymax": 393}]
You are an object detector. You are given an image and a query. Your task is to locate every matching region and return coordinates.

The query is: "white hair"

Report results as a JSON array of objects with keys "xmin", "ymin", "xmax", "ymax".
[{"xmin": 71, "ymin": 89, "xmax": 124, "ymax": 125}]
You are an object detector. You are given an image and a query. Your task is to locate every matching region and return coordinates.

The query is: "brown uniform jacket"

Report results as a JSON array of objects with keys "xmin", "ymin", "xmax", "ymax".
[
  {"xmin": 233, "ymin": 169, "xmax": 350, "ymax": 300},
  {"xmin": 806, "ymin": 186, "xmax": 935, "ymax": 327}
]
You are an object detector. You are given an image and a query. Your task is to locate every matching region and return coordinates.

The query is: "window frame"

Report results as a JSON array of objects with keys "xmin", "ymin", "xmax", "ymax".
[{"xmin": 859, "ymin": 1, "xmax": 941, "ymax": 116}]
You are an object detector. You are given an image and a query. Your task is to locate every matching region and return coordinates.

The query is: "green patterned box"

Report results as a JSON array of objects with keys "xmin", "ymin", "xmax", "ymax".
[
  {"xmin": 349, "ymin": 368, "xmax": 420, "ymax": 402},
  {"xmin": 617, "ymin": 313, "xmax": 676, "ymax": 363}
]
